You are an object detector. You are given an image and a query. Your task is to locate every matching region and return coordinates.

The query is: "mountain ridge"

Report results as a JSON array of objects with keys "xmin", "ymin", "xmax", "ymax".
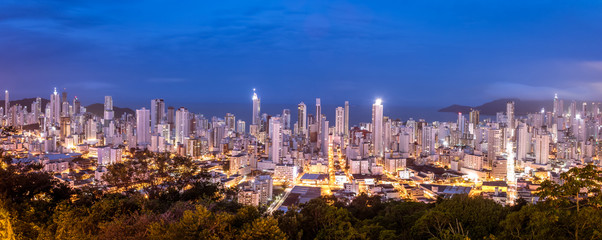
[{"xmin": 439, "ymin": 98, "xmax": 558, "ymax": 115}]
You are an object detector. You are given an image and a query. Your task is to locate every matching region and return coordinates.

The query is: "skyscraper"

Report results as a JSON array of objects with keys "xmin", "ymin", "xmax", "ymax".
[
  {"xmin": 516, "ymin": 123, "xmax": 529, "ymax": 164},
  {"xmin": 50, "ymin": 88, "xmax": 61, "ymax": 125},
  {"xmin": 335, "ymin": 106, "xmax": 344, "ymax": 136},
  {"xmin": 469, "ymin": 109, "xmax": 480, "ymax": 127},
  {"xmin": 507, "ymin": 101, "xmax": 515, "ymax": 129},
  {"xmin": 372, "ymin": 98, "xmax": 384, "ymax": 157},
  {"xmin": 344, "ymin": 101, "xmax": 349, "ymax": 137},
  {"xmin": 322, "ymin": 118, "xmax": 329, "ymax": 156},
  {"xmin": 269, "ymin": 117, "xmax": 281, "ymax": 163},
  {"xmin": 175, "ymin": 107, "xmax": 190, "ymax": 145},
  {"xmin": 506, "ymin": 135, "xmax": 517, "ymax": 205},
  {"xmin": 282, "ymin": 109, "xmax": 291, "ymax": 130},
  {"xmin": 535, "ymin": 132, "xmax": 550, "ymax": 165},
  {"xmin": 151, "ymin": 99, "xmax": 165, "ymax": 132},
  {"xmin": 73, "ymin": 97, "xmax": 81, "ymax": 115},
  {"xmin": 553, "ymin": 93, "xmax": 561, "ymax": 117},
  {"xmin": 297, "ymin": 102, "xmax": 307, "ymax": 135},
  {"xmin": 104, "ymin": 96, "xmax": 114, "ymax": 120},
  {"xmin": 252, "ymin": 89, "xmax": 260, "ymax": 125},
  {"xmin": 61, "ymin": 90, "xmax": 69, "ymax": 117},
  {"xmin": 4, "ymin": 90, "xmax": 8, "ymax": 118},
  {"xmin": 225, "ymin": 113, "xmax": 236, "ymax": 131},
  {"xmin": 316, "ymin": 98, "xmax": 321, "ymax": 135},
  {"xmin": 136, "ymin": 108, "xmax": 151, "ymax": 146}
]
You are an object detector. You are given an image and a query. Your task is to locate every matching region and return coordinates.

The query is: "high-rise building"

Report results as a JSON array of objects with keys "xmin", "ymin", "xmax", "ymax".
[
  {"xmin": 73, "ymin": 97, "xmax": 81, "ymax": 115},
  {"xmin": 236, "ymin": 120, "xmax": 246, "ymax": 134},
  {"xmin": 50, "ymin": 88, "xmax": 61, "ymax": 125},
  {"xmin": 507, "ymin": 101, "xmax": 515, "ymax": 129},
  {"xmin": 4, "ymin": 90, "xmax": 8, "ymax": 117},
  {"xmin": 175, "ymin": 107, "xmax": 190, "ymax": 145},
  {"xmin": 104, "ymin": 96, "xmax": 114, "ymax": 120},
  {"xmin": 335, "ymin": 106, "xmax": 344, "ymax": 136},
  {"xmin": 553, "ymin": 93, "xmax": 561, "ymax": 117},
  {"xmin": 469, "ymin": 109, "xmax": 480, "ymax": 127},
  {"xmin": 167, "ymin": 107, "xmax": 175, "ymax": 125},
  {"xmin": 151, "ymin": 99, "xmax": 165, "ymax": 132},
  {"xmin": 269, "ymin": 117, "xmax": 281, "ymax": 163},
  {"xmin": 457, "ymin": 112, "xmax": 466, "ymax": 135},
  {"xmin": 136, "ymin": 108, "xmax": 151, "ymax": 146},
  {"xmin": 506, "ymin": 135, "xmax": 517, "ymax": 205},
  {"xmin": 297, "ymin": 102, "xmax": 307, "ymax": 135},
  {"xmin": 282, "ymin": 109, "xmax": 291, "ymax": 130},
  {"xmin": 372, "ymin": 98, "xmax": 384, "ymax": 157},
  {"xmin": 252, "ymin": 89, "xmax": 260, "ymax": 125},
  {"xmin": 61, "ymin": 90, "xmax": 68, "ymax": 117},
  {"xmin": 516, "ymin": 123, "xmax": 529, "ymax": 164},
  {"xmin": 322, "ymin": 118, "xmax": 329, "ymax": 156},
  {"xmin": 344, "ymin": 101, "xmax": 349, "ymax": 137},
  {"xmin": 535, "ymin": 132, "xmax": 550, "ymax": 165},
  {"xmin": 316, "ymin": 98, "xmax": 321, "ymax": 135},
  {"xmin": 225, "ymin": 113, "xmax": 236, "ymax": 132},
  {"xmin": 569, "ymin": 101, "xmax": 577, "ymax": 119}
]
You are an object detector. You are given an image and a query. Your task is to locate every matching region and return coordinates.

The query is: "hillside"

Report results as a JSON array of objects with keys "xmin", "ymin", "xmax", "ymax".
[
  {"xmin": 0, "ymin": 97, "xmax": 50, "ymax": 110},
  {"xmin": 85, "ymin": 103, "xmax": 135, "ymax": 118},
  {"xmin": 439, "ymin": 98, "xmax": 555, "ymax": 115}
]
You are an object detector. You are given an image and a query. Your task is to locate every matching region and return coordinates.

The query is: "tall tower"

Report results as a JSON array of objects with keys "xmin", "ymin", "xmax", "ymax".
[
  {"xmin": 252, "ymin": 89, "xmax": 260, "ymax": 125},
  {"xmin": 73, "ymin": 97, "xmax": 81, "ymax": 115},
  {"xmin": 344, "ymin": 101, "xmax": 349, "ymax": 137},
  {"xmin": 50, "ymin": 88, "xmax": 61, "ymax": 125},
  {"xmin": 535, "ymin": 132, "xmax": 550, "ymax": 165},
  {"xmin": 506, "ymin": 132, "xmax": 517, "ymax": 205},
  {"xmin": 516, "ymin": 123, "xmax": 529, "ymax": 165},
  {"xmin": 282, "ymin": 109, "xmax": 291, "ymax": 130},
  {"xmin": 175, "ymin": 107, "xmax": 190, "ymax": 145},
  {"xmin": 316, "ymin": 98, "xmax": 322, "ymax": 135},
  {"xmin": 372, "ymin": 98, "xmax": 384, "ymax": 158},
  {"xmin": 297, "ymin": 102, "xmax": 307, "ymax": 135},
  {"xmin": 506, "ymin": 101, "xmax": 515, "ymax": 129},
  {"xmin": 269, "ymin": 117, "xmax": 281, "ymax": 163},
  {"xmin": 61, "ymin": 90, "xmax": 69, "ymax": 117},
  {"xmin": 4, "ymin": 90, "xmax": 8, "ymax": 117},
  {"xmin": 104, "ymin": 96, "xmax": 114, "ymax": 120},
  {"xmin": 151, "ymin": 99, "xmax": 165, "ymax": 133},
  {"xmin": 322, "ymin": 117, "xmax": 329, "ymax": 156},
  {"xmin": 136, "ymin": 108, "xmax": 151, "ymax": 146},
  {"xmin": 553, "ymin": 93, "xmax": 560, "ymax": 117},
  {"xmin": 335, "ymin": 106, "xmax": 344, "ymax": 136}
]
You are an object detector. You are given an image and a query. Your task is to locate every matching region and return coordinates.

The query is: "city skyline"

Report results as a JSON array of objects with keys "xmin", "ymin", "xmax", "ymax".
[{"xmin": 2, "ymin": 2, "xmax": 602, "ymax": 239}]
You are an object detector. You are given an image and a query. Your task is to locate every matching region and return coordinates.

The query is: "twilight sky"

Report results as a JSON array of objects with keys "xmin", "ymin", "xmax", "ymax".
[{"xmin": 1, "ymin": 0, "xmax": 602, "ymax": 108}]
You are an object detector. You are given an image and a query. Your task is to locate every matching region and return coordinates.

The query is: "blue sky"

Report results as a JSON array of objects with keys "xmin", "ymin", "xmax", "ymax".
[{"xmin": 1, "ymin": 0, "xmax": 602, "ymax": 108}]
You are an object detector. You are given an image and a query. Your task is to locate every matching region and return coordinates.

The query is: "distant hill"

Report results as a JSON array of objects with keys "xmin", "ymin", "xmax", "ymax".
[
  {"xmin": 0, "ymin": 97, "xmax": 50, "ymax": 110},
  {"xmin": 439, "ymin": 98, "xmax": 554, "ymax": 115},
  {"xmin": 85, "ymin": 103, "xmax": 135, "ymax": 118}
]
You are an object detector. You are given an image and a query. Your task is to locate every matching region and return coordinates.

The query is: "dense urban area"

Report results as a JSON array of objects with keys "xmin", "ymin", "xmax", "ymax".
[{"xmin": 1, "ymin": 89, "xmax": 602, "ymax": 239}]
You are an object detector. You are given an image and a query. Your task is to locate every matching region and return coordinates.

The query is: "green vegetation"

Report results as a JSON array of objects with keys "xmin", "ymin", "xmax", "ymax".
[{"xmin": 1, "ymin": 148, "xmax": 602, "ymax": 240}]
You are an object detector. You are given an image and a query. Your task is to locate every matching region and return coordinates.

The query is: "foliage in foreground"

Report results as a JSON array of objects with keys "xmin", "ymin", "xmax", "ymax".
[{"xmin": 2, "ymin": 150, "xmax": 602, "ymax": 240}]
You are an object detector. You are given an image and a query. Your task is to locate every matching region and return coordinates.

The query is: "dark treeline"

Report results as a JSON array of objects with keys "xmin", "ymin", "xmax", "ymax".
[{"xmin": 2, "ymin": 149, "xmax": 602, "ymax": 240}]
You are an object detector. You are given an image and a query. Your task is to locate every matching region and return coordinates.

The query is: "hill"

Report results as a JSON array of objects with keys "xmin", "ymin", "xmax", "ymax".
[
  {"xmin": 85, "ymin": 103, "xmax": 135, "ymax": 118},
  {"xmin": 439, "ymin": 98, "xmax": 554, "ymax": 115},
  {"xmin": 0, "ymin": 97, "xmax": 50, "ymax": 110}
]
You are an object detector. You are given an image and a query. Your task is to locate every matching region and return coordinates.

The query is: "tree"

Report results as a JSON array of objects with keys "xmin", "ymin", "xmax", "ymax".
[
  {"xmin": 239, "ymin": 217, "xmax": 287, "ymax": 240},
  {"xmin": 538, "ymin": 164, "xmax": 602, "ymax": 211},
  {"xmin": 537, "ymin": 164, "xmax": 602, "ymax": 240},
  {"xmin": 411, "ymin": 195, "xmax": 506, "ymax": 240},
  {"xmin": 0, "ymin": 201, "xmax": 15, "ymax": 240}
]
